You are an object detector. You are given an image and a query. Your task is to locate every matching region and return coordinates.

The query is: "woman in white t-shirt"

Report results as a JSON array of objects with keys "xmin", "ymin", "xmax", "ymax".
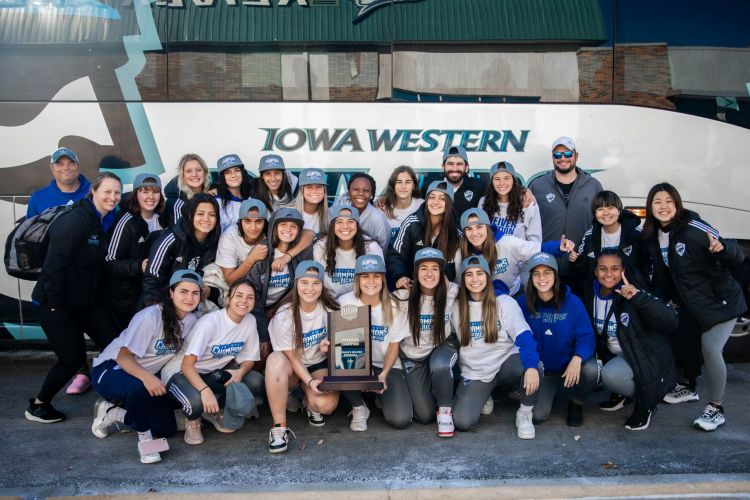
[
  {"xmin": 394, "ymin": 248, "xmax": 459, "ymax": 437},
  {"xmin": 313, "ymin": 205, "xmax": 384, "ymax": 299},
  {"xmin": 379, "ymin": 166, "xmax": 423, "ymax": 243},
  {"xmin": 451, "ymin": 255, "xmax": 542, "ymax": 439},
  {"xmin": 339, "ymin": 255, "xmax": 412, "ymax": 432},
  {"xmin": 165, "ymin": 279, "xmax": 263, "ymax": 446},
  {"xmin": 478, "ymin": 161, "xmax": 541, "ymax": 242},
  {"xmin": 215, "ymin": 198, "xmax": 268, "ymax": 287},
  {"xmin": 454, "ymin": 208, "xmax": 573, "ymax": 296},
  {"xmin": 292, "ymin": 168, "xmax": 329, "ymax": 237},
  {"xmin": 90, "ymin": 270, "xmax": 202, "ymax": 464},
  {"xmin": 265, "ymin": 261, "xmax": 340, "ymax": 454}
]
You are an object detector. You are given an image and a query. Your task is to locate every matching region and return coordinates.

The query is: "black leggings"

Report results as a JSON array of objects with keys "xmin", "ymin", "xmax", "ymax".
[{"xmin": 36, "ymin": 303, "xmax": 118, "ymax": 403}]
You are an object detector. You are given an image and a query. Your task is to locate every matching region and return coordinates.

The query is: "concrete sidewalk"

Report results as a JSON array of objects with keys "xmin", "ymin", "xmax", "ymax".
[{"xmin": 1, "ymin": 354, "xmax": 749, "ymax": 499}]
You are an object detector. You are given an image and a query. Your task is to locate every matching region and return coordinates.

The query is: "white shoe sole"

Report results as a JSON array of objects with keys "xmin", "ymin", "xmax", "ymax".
[
  {"xmin": 517, "ymin": 430, "xmax": 535, "ymax": 439},
  {"xmin": 693, "ymin": 418, "xmax": 725, "ymax": 431},
  {"xmin": 24, "ymin": 410, "xmax": 62, "ymax": 424},
  {"xmin": 663, "ymin": 393, "xmax": 700, "ymax": 404},
  {"xmin": 91, "ymin": 398, "xmax": 112, "ymax": 439},
  {"xmin": 140, "ymin": 452, "xmax": 162, "ymax": 464},
  {"xmin": 269, "ymin": 444, "xmax": 288, "ymax": 454}
]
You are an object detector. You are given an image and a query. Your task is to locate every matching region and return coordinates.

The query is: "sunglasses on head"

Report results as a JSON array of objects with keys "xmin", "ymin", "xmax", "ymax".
[{"xmin": 552, "ymin": 151, "xmax": 574, "ymax": 159}]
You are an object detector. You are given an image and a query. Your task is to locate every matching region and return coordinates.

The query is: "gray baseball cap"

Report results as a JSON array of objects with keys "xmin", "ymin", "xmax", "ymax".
[
  {"xmin": 223, "ymin": 382, "xmax": 258, "ymax": 430},
  {"xmin": 217, "ymin": 154, "xmax": 244, "ymax": 174},
  {"xmin": 329, "ymin": 204, "xmax": 360, "ymax": 224},
  {"xmin": 238, "ymin": 199, "xmax": 267, "ymax": 220},
  {"xmin": 425, "ymin": 180, "xmax": 455, "ymax": 202},
  {"xmin": 258, "ymin": 154, "xmax": 285, "ymax": 172},
  {"xmin": 442, "ymin": 145, "xmax": 468, "ymax": 164},
  {"xmin": 355, "ymin": 254, "xmax": 386, "ymax": 275},
  {"xmin": 168, "ymin": 269, "xmax": 203, "ymax": 288},
  {"xmin": 526, "ymin": 252, "xmax": 559, "ymax": 273},
  {"xmin": 132, "ymin": 173, "xmax": 162, "ymax": 191},
  {"xmin": 51, "ymin": 147, "xmax": 79, "ymax": 164},
  {"xmin": 294, "ymin": 260, "xmax": 325, "ymax": 281},
  {"xmin": 414, "ymin": 247, "xmax": 445, "ymax": 267},
  {"xmin": 489, "ymin": 161, "xmax": 518, "ymax": 179},
  {"xmin": 460, "ymin": 208, "xmax": 491, "ymax": 230},
  {"xmin": 551, "ymin": 136, "xmax": 576, "ymax": 151},
  {"xmin": 459, "ymin": 255, "xmax": 491, "ymax": 277},
  {"xmin": 298, "ymin": 168, "xmax": 326, "ymax": 187}
]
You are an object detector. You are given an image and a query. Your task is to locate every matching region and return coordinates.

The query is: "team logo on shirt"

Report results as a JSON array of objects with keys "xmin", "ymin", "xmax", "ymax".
[
  {"xmin": 138, "ymin": 236, "xmax": 146, "ymax": 244},
  {"xmin": 464, "ymin": 191, "xmax": 473, "ymax": 202},
  {"xmin": 493, "ymin": 217, "xmax": 518, "ymax": 236},
  {"xmin": 544, "ymin": 329, "xmax": 553, "ymax": 336},
  {"xmin": 188, "ymin": 257, "xmax": 201, "ymax": 269},
  {"xmin": 403, "ymin": 360, "xmax": 416, "ymax": 374},
  {"xmin": 675, "ymin": 242, "xmax": 686, "ymax": 256},
  {"xmin": 546, "ymin": 193, "xmax": 555, "ymax": 203},
  {"xmin": 211, "ymin": 342, "xmax": 245, "ymax": 358},
  {"xmin": 622, "ymin": 245, "xmax": 632, "ymax": 256},
  {"xmin": 469, "ymin": 321, "xmax": 484, "ymax": 340},
  {"xmin": 419, "ymin": 314, "xmax": 434, "ymax": 331},
  {"xmin": 303, "ymin": 327, "xmax": 327, "ymax": 349},
  {"xmin": 331, "ymin": 268, "xmax": 356, "ymax": 284},
  {"xmin": 269, "ymin": 273, "xmax": 290, "ymax": 288},
  {"xmin": 495, "ymin": 258, "xmax": 509, "ymax": 274},
  {"xmin": 154, "ymin": 339, "xmax": 177, "ymax": 356},
  {"xmin": 371, "ymin": 325, "xmax": 389, "ymax": 342},
  {"xmin": 620, "ymin": 313, "xmax": 630, "ymax": 327}
]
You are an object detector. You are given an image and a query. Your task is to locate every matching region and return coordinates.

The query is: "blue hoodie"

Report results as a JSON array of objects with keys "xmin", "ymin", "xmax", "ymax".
[
  {"xmin": 27, "ymin": 175, "xmax": 91, "ymax": 218},
  {"xmin": 517, "ymin": 287, "xmax": 595, "ymax": 373}
]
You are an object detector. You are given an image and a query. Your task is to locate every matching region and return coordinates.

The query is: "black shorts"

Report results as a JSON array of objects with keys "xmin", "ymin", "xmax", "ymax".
[{"xmin": 306, "ymin": 359, "xmax": 329, "ymax": 375}]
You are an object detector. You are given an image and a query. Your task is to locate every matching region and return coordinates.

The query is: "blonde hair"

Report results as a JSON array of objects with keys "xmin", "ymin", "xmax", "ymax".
[
  {"xmin": 176, "ymin": 153, "xmax": 211, "ymax": 200},
  {"xmin": 353, "ymin": 273, "xmax": 394, "ymax": 326},
  {"xmin": 293, "ymin": 185, "xmax": 329, "ymax": 236}
]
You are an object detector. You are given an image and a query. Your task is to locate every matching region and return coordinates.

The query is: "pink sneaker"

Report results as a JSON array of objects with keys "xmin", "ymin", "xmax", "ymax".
[{"xmin": 66, "ymin": 374, "xmax": 91, "ymax": 395}]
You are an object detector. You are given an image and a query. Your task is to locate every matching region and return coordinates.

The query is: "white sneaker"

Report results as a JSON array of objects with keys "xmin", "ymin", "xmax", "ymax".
[
  {"xmin": 140, "ymin": 451, "xmax": 162, "ymax": 464},
  {"xmin": 268, "ymin": 426, "xmax": 296, "ymax": 454},
  {"xmin": 437, "ymin": 406, "xmax": 454, "ymax": 437},
  {"xmin": 91, "ymin": 398, "xmax": 124, "ymax": 439},
  {"xmin": 481, "ymin": 396, "xmax": 494, "ymax": 415},
  {"xmin": 663, "ymin": 384, "xmax": 699, "ymax": 404},
  {"xmin": 349, "ymin": 405, "xmax": 370, "ymax": 432},
  {"xmin": 516, "ymin": 407, "xmax": 535, "ymax": 439},
  {"xmin": 201, "ymin": 411, "xmax": 235, "ymax": 433},
  {"xmin": 303, "ymin": 400, "xmax": 326, "ymax": 427},
  {"xmin": 693, "ymin": 403, "xmax": 726, "ymax": 431}
]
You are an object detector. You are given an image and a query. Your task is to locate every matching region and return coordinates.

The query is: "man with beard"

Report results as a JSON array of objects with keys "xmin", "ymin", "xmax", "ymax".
[
  {"xmin": 421, "ymin": 146, "xmax": 484, "ymax": 216},
  {"xmin": 529, "ymin": 137, "xmax": 602, "ymax": 246},
  {"xmin": 529, "ymin": 137, "xmax": 603, "ymax": 297}
]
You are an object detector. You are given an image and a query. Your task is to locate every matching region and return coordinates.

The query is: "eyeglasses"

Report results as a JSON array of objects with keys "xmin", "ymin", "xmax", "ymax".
[
  {"xmin": 552, "ymin": 151, "xmax": 574, "ymax": 159},
  {"xmin": 531, "ymin": 270, "xmax": 554, "ymax": 279}
]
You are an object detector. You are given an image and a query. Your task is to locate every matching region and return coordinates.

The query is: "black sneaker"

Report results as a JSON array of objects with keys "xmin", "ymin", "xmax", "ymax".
[
  {"xmin": 25, "ymin": 399, "xmax": 65, "ymax": 423},
  {"xmin": 302, "ymin": 400, "xmax": 325, "ymax": 427},
  {"xmin": 599, "ymin": 393, "xmax": 633, "ymax": 412},
  {"xmin": 567, "ymin": 401, "xmax": 584, "ymax": 427},
  {"xmin": 268, "ymin": 425, "xmax": 296, "ymax": 454},
  {"xmin": 624, "ymin": 406, "xmax": 655, "ymax": 431}
]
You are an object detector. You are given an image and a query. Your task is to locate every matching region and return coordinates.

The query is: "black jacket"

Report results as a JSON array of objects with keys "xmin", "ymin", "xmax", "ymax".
[
  {"xmin": 386, "ymin": 205, "xmax": 459, "ymax": 290},
  {"xmin": 565, "ymin": 209, "xmax": 645, "ymax": 288},
  {"xmin": 102, "ymin": 211, "xmax": 157, "ymax": 316},
  {"xmin": 589, "ymin": 289, "xmax": 678, "ymax": 410},
  {"xmin": 140, "ymin": 217, "xmax": 219, "ymax": 307},
  {"xmin": 32, "ymin": 198, "xmax": 107, "ymax": 310},
  {"xmin": 644, "ymin": 210, "xmax": 746, "ymax": 331},
  {"xmin": 247, "ymin": 241, "xmax": 312, "ymax": 343}
]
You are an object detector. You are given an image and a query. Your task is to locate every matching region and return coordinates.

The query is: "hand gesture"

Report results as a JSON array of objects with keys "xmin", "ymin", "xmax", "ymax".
[
  {"xmin": 271, "ymin": 252, "xmax": 292, "ymax": 272},
  {"xmin": 615, "ymin": 270, "xmax": 638, "ymax": 300},
  {"xmin": 396, "ymin": 277, "xmax": 412, "ymax": 290},
  {"xmin": 568, "ymin": 249, "xmax": 579, "ymax": 262},
  {"xmin": 523, "ymin": 367, "xmax": 540, "ymax": 396},
  {"xmin": 246, "ymin": 244, "xmax": 269, "ymax": 265},
  {"xmin": 559, "ymin": 234, "xmax": 576, "ymax": 253},
  {"xmin": 707, "ymin": 230, "xmax": 724, "ymax": 253}
]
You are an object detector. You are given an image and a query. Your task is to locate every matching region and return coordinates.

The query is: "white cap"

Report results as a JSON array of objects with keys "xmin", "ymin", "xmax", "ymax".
[{"xmin": 551, "ymin": 136, "xmax": 576, "ymax": 151}]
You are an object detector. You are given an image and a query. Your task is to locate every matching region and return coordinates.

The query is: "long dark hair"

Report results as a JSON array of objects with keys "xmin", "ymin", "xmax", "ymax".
[
  {"xmin": 423, "ymin": 191, "xmax": 458, "ymax": 260},
  {"xmin": 459, "ymin": 221, "xmax": 497, "ymax": 270},
  {"xmin": 642, "ymin": 182, "xmax": 690, "ymax": 240},
  {"xmin": 217, "ymin": 167, "xmax": 253, "ymax": 204},
  {"xmin": 183, "ymin": 193, "xmax": 221, "ymax": 244},
  {"xmin": 382, "ymin": 166, "xmax": 420, "ymax": 219},
  {"xmin": 406, "ymin": 263, "xmax": 448, "ymax": 346},
  {"xmin": 482, "ymin": 165, "xmax": 524, "ymax": 224},
  {"xmin": 160, "ymin": 283, "xmax": 194, "ymax": 351},
  {"xmin": 323, "ymin": 218, "xmax": 368, "ymax": 276},
  {"xmin": 524, "ymin": 265, "xmax": 567, "ymax": 315},
  {"xmin": 255, "ymin": 170, "xmax": 293, "ymax": 210},
  {"xmin": 457, "ymin": 269, "xmax": 498, "ymax": 346},
  {"xmin": 125, "ymin": 184, "xmax": 165, "ymax": 218}
]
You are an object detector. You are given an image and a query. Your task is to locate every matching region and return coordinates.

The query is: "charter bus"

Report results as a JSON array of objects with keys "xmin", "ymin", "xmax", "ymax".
[{"xmin": 1, "ymin": 0, "xmax": 749, "ymax": 350}]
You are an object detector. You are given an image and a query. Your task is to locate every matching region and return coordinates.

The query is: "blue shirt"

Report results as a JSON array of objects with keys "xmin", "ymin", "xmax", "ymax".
[{"xmin": 27, "ymin": 176, "xmax": 91, "ymax": 218}]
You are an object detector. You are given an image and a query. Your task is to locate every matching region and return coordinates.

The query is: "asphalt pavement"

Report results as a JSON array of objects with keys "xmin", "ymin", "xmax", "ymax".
[{"xmin": 1, "ymin": 352, "xmax": 749, "ymax": 499}]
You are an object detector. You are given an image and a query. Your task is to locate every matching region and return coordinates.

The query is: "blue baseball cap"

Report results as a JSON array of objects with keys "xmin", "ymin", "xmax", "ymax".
[
  {"xmin": 298, "ymin": 168, "xmax": 326, "ymax": 187},
  {"xmin": 442, "ymin": 145, "xmax": 468, "ymax": 164},
  {"xmin": 223, "ymin": 383, "xmax": 257, "ymax": 430},
  {"xmin": 132, "ymin": 173, "xmax": 162, "ymax": 191},
  {"xmin": 51, "ymin": 147, "xmax": 79, "ymax": 164},
  {"xmin": 526, "ymin": 252, "xmax": 559, "ymax": 273},
  {"xmin": 169, "ymin": 269, "xmax": 204, "ymax": 288},
  {"xmin": 414, "ymin": 247, "xmax": 445, "ymax": 266},
  {"xmin": 355, "ymin": 255, "xmax": 386, "ymax": 275},
  {"xmin": 270, "ymin": 207, "xmax": 303, "ymax": 226},
  {"xmin": 329, "ymin": 204, "xmax": 360, "ymax": 224},
  {"xmin": 425, "ymin": 180, "xmax": 455, "ymax": 202},
  {"xmin": 460, "ymin": 208, "xmax": 491, "ymax": 230},
  {"xmin": 551, "ymin": 136, "xmax": 576, "ymax": 151},
  {"xmin": 295, "ymin": 260, "xmax": 325, "ymax": 281},
  {"xmin": 238, "ymin": 198, "xmax": 267, "ymax": 220},
  {"xmin": 459, "ymin": 255, "xmax": 491, "ymax": 277},
  {"xmin": 217, "ymin": 154, "xmax": 244, "ymax": 174},
  {"xmin": 259, "ymin": 154, "xmax": 285, "ymax": 172},
  {"xmin": 489, "ymin": 161, "xmax": 518, "ymax": 179}
]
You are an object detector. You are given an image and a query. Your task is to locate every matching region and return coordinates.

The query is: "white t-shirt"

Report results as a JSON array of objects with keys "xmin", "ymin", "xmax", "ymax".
[
  {"xmin": 269, "ymin": 302, "xmax": 329, "ymax": 368},
  {"xmin": 338, "ymin": 292, "xmax": 409, "ymax": 370},
  {"xmin": 601, "ymin": 226, "xmax": 622, "ymax": 250},
  {"xmin": 594, "ymin": 294, "xmax": 621, "ymax": 354},
  {"xmin": 450, "ymin": 296, "xmax": 532, "ymax": 383},
  {"xmin": 266, "ymin": 249, "xmax": 291, "ymax": 305},
  {"xmin": 93, "ymin": 305, "xmax": 197, "ymax": 375},
  {"xmin": 476, "ymin": 197, "xmax": 542, "ymax": 242},
  {"xmin": 658, "ymin": 229, "xmax": 670, "ymax": 267},
  {"xmin": 217, "ymin": 196, "xmax": 242, "ymax": 233},
  {"xmin": 143, "ymin": 214, "xmax": 162, "ymax": 233},
  {"xmin": 384, "ymin": 198, "xmax": 423, "ymax": 241},
  {"xmin": 313, "ymin": 239, "xmax": 384, "ymax": 298},
  {"xmin": 183, "ymin": 308, "xmax": 261, "ymax": 373},
  {"xmin": 216, "ymin": 225, "xmax": 261, "ymax": 269},
  {"xmin": 303, "ymin": 211, "xmax": 322, "ymax": 234},
  {"xmin": 395, "ymin": 283, "xmax": 459, "ymax": 361}
]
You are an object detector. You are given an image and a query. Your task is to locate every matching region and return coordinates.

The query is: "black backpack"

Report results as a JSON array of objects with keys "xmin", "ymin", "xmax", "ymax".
[{"xmin": 4, "ymin": 205, "xmax": 72, "ymax": 280}]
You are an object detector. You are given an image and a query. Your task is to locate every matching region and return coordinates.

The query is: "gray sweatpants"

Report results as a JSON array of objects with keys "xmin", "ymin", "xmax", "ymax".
[
  {"xmin": 601, "ymin": 355, "xmax": 635, "ymax": 399},
  {"xmin": 343, "ymin": 366, "xmax": 413, "ymax": 429},
  {"xmin": 401, "ymin": 343, "xmax": 458, "ymax": 424},
  {"xmin": 453, "ymin": 353, "xmax": 542, "ymax": 432},
  {"xmin": 701, "ymin": 318, "xmax": 736, "ymax": 403},
  {"xmin": 533, "ymin": 356, "xmax": 599, "ymax": 422},
  {"xmin": 167, "ymin": 370, "xmax": 264, "ymax": 421}
]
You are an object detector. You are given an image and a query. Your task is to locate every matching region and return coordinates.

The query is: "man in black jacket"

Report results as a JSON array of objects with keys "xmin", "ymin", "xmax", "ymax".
[{"xmin": 420, "ymin": 146, "xmax": 484, "ymax": 216}]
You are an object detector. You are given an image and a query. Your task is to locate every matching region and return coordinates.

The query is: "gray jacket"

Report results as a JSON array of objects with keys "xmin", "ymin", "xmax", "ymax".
[{"xmin": 528, "ymin": 168, "xmax": 603, "ymax": 246}]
